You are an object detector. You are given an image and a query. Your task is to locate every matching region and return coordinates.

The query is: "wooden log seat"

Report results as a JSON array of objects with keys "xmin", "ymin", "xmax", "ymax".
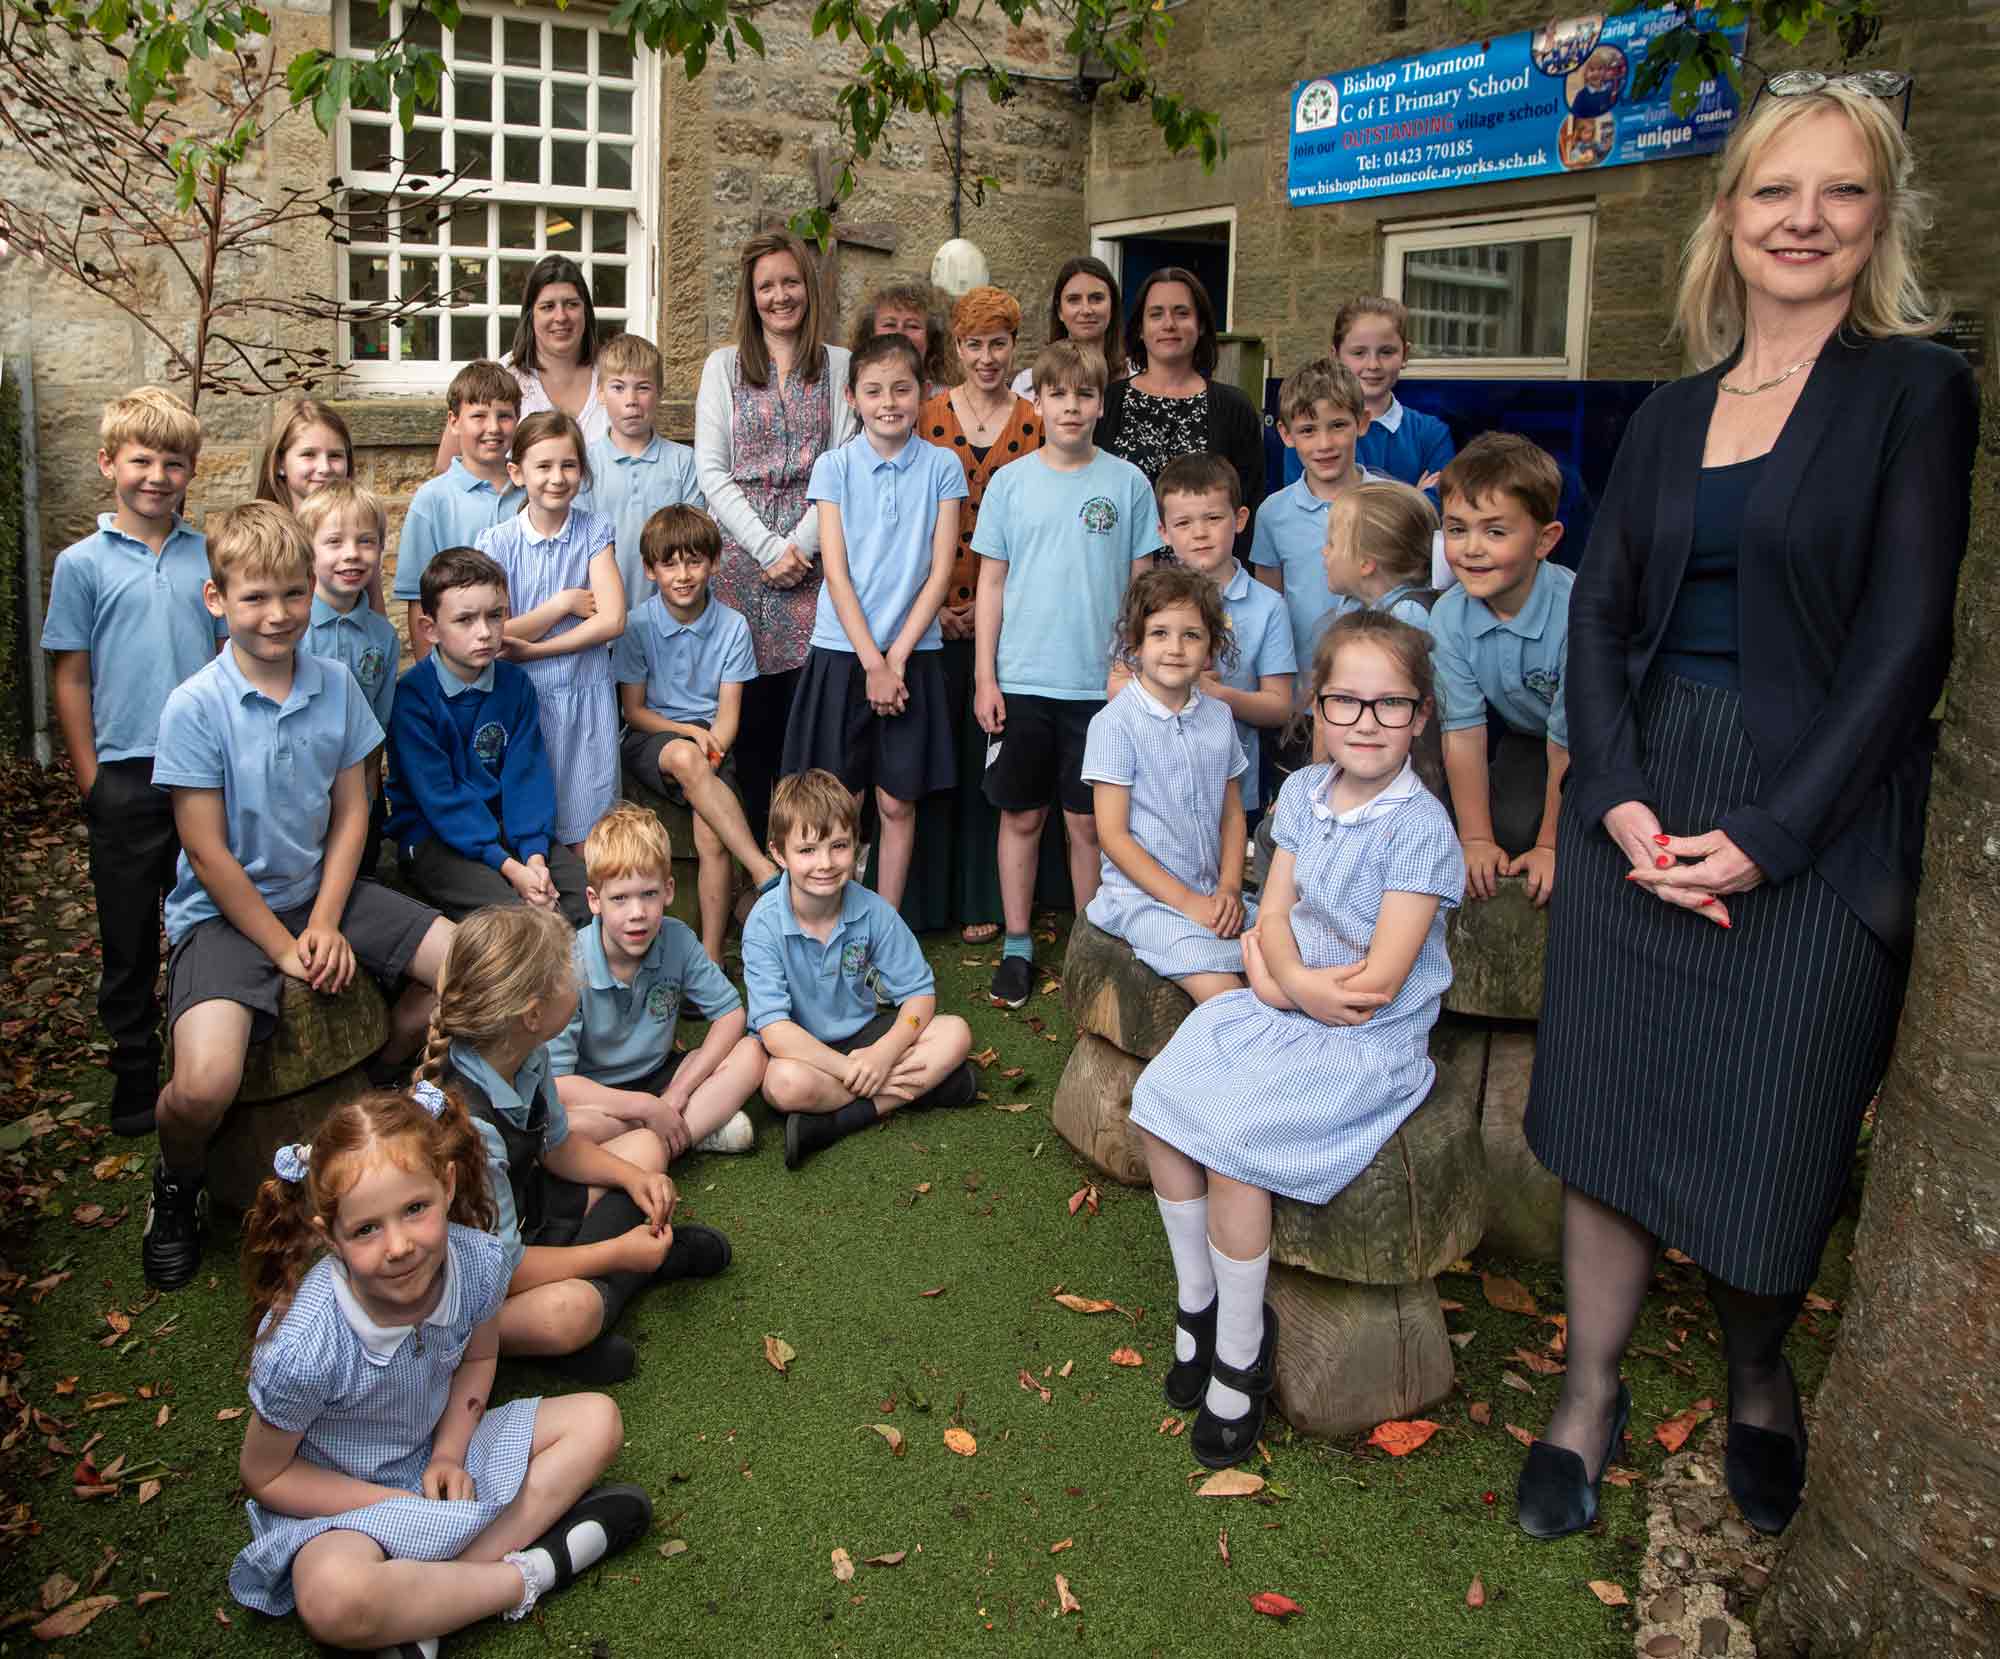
[
  {"xmin": 1442, "ymin": 876, "xmax": 1548, "ymax": 1021},
  {"xmin": 1476, "ymin": 1026, "xmax": 1563, "ymax": 1261},
  {"xmin": 620, "ymin": 768, "xmax": 730, "ymax": 934}
]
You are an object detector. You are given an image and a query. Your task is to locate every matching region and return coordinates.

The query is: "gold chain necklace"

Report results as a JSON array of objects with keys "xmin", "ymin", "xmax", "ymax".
[{"xmin": 1719, "ymin": 356, "xmax": 1816, "ymax": 397}]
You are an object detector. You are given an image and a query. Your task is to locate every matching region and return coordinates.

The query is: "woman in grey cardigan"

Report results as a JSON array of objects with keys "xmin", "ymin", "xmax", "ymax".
[{"xmin": 693, "ymin": 230, "xmax": 856, "ymax": 842}]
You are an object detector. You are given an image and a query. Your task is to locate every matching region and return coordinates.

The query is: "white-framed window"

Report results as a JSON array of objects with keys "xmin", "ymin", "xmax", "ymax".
[
  {"xmin": 1383, "ymin": 206, "xmax": 1594, "ymax": 379},
  {"xmin": 335, "ymin": 0, "xmax": 654, "ymax": 389}
]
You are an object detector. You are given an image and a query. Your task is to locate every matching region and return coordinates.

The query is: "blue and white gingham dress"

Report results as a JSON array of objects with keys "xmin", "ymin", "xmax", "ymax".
[
  {"xmin": 1082, "ymin": 682, "xmax": 1256, "ymax": 980},
  {"xmin": 228, "ymin": 1227, "xmax": 540, "ymax": 1615},
  {"xmin": 1130, "ymin": 761, "xmax": 1465, "ymax": 1203},
  {"xmin": 477, "ymin": 507, "xmax": 620, "ymax": 844}
]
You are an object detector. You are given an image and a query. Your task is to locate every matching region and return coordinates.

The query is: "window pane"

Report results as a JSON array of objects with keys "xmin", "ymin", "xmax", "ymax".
[
  {"xmin": 592, "ymin": 212, "xmax": 627, "ymax": 256},
  {"xmin": 591, "ymin": 263, "xmax": 625, "ymax": 310},
  {"xmin": 446, "ymin": 203, "xmax": 487, "ymax": 246},
  {"xmin": 452, "ymin": 314, "xmax": 490, "ymax": 360},
  {"xmin": 597, "ymin": 144, "xmax": 631, "ymax": 191},
  {"xmin": 499, "ymin": 203, "xmax": 539, "ymax": 250},
  {"xmin": 545, "ymin": 207, "xmax": 582, "ymax": 252},
  {"xmin": 552, "ymin": 83, "xmax": 588, "ymax": 131},
  {"xmin": 551, "ymin": 26, "xmax": 588, "ymax": 71},
  {"xmin": 349, "ymin": 192, "xmax": 392, "ymax": 243},
  {"xmin": 498, "ymin": 259, "xmax": 535, "ymax": 308},
  {"xmin": 454, "ymin": 17, "xmax": 491, "ymax": 62},
  {"xmin": 600, "ymin": 33, "xmax": 632, "ymax": 78},
  {"xmin": 400, "ymin": 257, "xmax": 437, "ymax": 302},
  {"xmin": 405, "ymin": 126, "xmax": 442, "ymax": 176},
  {"xmin": 351, "ymin": 319, "xmax": 388, "ymax": 361},
  {"xmin": 503, "ymin": 78, "xmax": 539, "ymax": 127},
  {"xmin": 453, "ymin": 72, "xmax": 491, "ymax": 123},
  {"xmin": 504, "ymin": 136, "xmax": 540, "ymax": 183},
  {"xmin": 400, "ymin": 198, "xmax": 449, "ymax": 244},
  {"xmin": 504, "ymin": 19, "xmax": 539, "ymax": 66},
  {"xmin": 599, "ymin": 88, "xmax": 632, "ymax": 135},
  {"xmin": 352, "ymin": 253, "xmax": 390, "ymax": 302},
  {"xmin": 400, "ymin": 314, "xmax": 440, "ymax": 361},
  {"xmin": 551, "ymin": 141, "xmax": 587, "ymax": 189},
  {"xmin": 347, "ymin": 0, "xmax": 387, "ymax": 50},
  {"xmin": 451, "ymin": 135, "xmax": 491, "ymax": 181},
  {"xmin": 1400, "ymin": 236, "xmax": 1571, "ymax": 359},
  {"xmin": 351, "ymin": 120, "xmax": 393, "ymax": 172},
  {"xmin": 451, "ymin": 255, "xmax": 488, "ymax": 297}
]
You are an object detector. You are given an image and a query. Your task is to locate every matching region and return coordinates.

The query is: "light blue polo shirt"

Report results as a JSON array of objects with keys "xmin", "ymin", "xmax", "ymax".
[
  {"xmin": 1250, "ymin": 472, "xmax": 1384, "ymax": 670},
  {"xmin": 1216, "ymin": 565, "xmax": 1296, "ymax": 813},
  {"xmin": 970, "ymin": 448, "xmax": 1160, "ymax": 700},
  {"xmin": 741, "ymin": 875, "xmax": 933, "ymax": 1043},
  {"xmin": 806, "ymin": 432, "xmax": 968, "ymax": 655},
  {"xmin": 391, "ymin": 460, "xmax": 526, "ymax": 601},
  {"xmin": 152, "ymin": 648, "xmax": 382, "ymax": 942},
  {"xmin": 40, "ymin": 516, "xmax": 220, "ymax": 761},
  {"xmin": 611, "ymin": 593, "xmax": 756, "ymax": 726},
  {"xmin": 546, "ymin": 915, "xmax": 742, "ymax": 1086},
  {"xmin": 304, "ymin": 595, "xmax": 400, "ymax": 735},
  {"xmin": 1430, "ymin": 561, "xmax": 1574, "ymax": 747},
  {"xmin": 579, "ymin": 434, "xmax": 705, "ymax": 606},
  {"xmin": 451, "ymin": 1038, "xmax": 569, "ymax": 1275}
]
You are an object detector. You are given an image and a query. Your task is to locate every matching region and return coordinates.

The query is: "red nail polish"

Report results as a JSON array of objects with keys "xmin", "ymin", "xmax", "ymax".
[
  {"xmin": 1656, "ymin": 855, "xmax": 1672, "ymax": 868},
  {"xmin": 1653, "ymin": 834, "xmax": 1671, "ymax": 845},
  {"xmin": 1719, "ymin": 918, "xmax": 1732, "ymax": 929}
]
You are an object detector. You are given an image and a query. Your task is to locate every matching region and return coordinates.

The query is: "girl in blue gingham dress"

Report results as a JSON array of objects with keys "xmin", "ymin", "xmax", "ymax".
[
  {"xmin": 1130, "ymin": 611, "xmax": 1465, "ymax": 1471},
  {"xmin": 1085, "ymin": 568, "xmax": 1256, "ymax": 1004},
  {"xmin": 229, "ymin": 1083, "xmax": 649, "ymax": 1652},
  {"xmin": 480, "ymin": 411, "xmax": 626, "ymax": 847}
]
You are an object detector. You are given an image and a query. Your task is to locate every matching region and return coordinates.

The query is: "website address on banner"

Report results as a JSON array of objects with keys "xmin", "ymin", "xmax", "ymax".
[{"xmin": 1291, "ymin": 147, "xmax": 1550, "ymax": 198}]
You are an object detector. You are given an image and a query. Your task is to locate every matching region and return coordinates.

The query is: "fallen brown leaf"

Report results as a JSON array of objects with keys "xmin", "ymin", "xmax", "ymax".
[
  {"xmin": 864, "ymin": 1550, "xmax": 906, "ymax": 1567},
  {"xmin": 943, "ymin": 1427, "xmax": 977, "ymax": 1456},
  {"xmin": 1158, "ymin": 1415, "xmax": 1185, "ymax": 1437},
  {"xmin": 1196, "ymin": 1469, "xmax": 1265, "ymax": 1498},
  {"xmin": 1217, "ymin": 1527, "xmax": 1230, "ymax": 1566},
  {"xmin": 1587, "ymin": 1580, "xmax": 1630, "ymax": 1607},
  {"xmin": 658, "ymin": 1539, "xmax": 689, "ymax": 1559},
  {"xmin": 103, "ymin": 1309, "xmax": 131, "ymax": 1337},
  {"xmin": 1365, "ymin": 1419, "xmax": 1439, "ymax": 1457},
  {"xmin": 867, "ymin": 1423, "xmax": 905, "ymax": 1456},
  {"xmin": 134, "ymin": 1591, "xmax": 169, "ymax": 1609},
  {"xmin": 763, "ymin": 1335, "xmax": 796, "ymax": 1373},
  {"xmin": 1055, "ymin": 1572, "xmax": 1081, "ymax": 1615},
  {"xmin": 831, "ymin": 1547, "xmax": 854, "ymax": 1583},
  {"xmin": 40, "ymin": 1574, "xmax": 79, "ymax": 1612},
  {"xmin": 1513, "ymin": 1347, "xmax": 1565, "ymax": 1376},
  {"xmin": 31, "ymin": 1596, "xmax": 119, "ymax": 1640},
  {"xmin": 1052, "ymin": 1293, "xmax": 1115, "ymax": 1315},
  {"xmin": 215, "ymin": 1606, "xmax": 232, "ymax": 1625},
  {"xmin": 1049, "ymin": 1537, "xmax": 1073, "ymax": 1554},
  {"xmin": 1653, "ymin": 1404, "xmax": 1712, "ymax": 1454},
  {"xmin": 155, "ymin": 1404, "xmax": 170, "ymax": 1429},
  {"xmin": 1601, "ymin": 1465, "xmax": 1643, "ymax": 1488},
  {"xmin": 137, "ymin": 1478, "xmax": 162, "ymax": 1505},
  {"xmin": 919, "ymin": 1286, "xmax": 946, "ymax": 1297},
  {"xmin": 1057, "ymin": 1360, "xmax": 1074, "ymax": 1379},
  {"xmin": 1466, "ymin": 1572, "xmax": 1486, "ymax": 1609},
  {"xmin": 1467, "ymin": 1401, "xmax": 1492, "ymax": 1426},
  {"xmin": 971, "ymin": 1046, "xmax": 999, "ymax": 1067},
  {"xmin": 1108, "ymin": 1346, "xmax": 1143, "ymax": 1367},
  {"xmin": 1500, "ymin": 1371, "xmax": 1535, "ymax": 1394},
  {"xmin": 215, "ymin": 1407, "xmax": 245, "ymax": 1421},
  {"xmin": 1482, "ymin": 1274, "xmax": 1538, "ymax": 1316},
  {"xmin": 53, "ymin": 1377, "xmax": 76, "ymax": 1396},
  {"xmin": 1504, "ymin": 1423, "xmax": 1534, "ymax": 1448},
  {"xmin": 82, "ymin": 1392, "xmax": 128, "ymax": 1412}
]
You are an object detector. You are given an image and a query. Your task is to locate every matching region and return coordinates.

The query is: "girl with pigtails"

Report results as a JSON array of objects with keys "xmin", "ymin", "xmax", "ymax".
[{"xmin": 228, "ymin": 1082, "xmax": 652, "ymax": 1657}]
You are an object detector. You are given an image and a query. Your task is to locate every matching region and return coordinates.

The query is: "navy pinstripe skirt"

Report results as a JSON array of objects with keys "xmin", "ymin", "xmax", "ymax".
[{"xmin": 1524, "ymin": 671, "xmax": 1905, "ymax": 1295}]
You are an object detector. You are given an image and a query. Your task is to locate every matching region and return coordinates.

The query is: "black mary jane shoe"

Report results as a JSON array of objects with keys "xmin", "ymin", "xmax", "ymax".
[
  {"xmin": 527, "ymin": 1482, "xmax": 654, "ymax": 1594},
  {"xmin": 1515, "ymin": 1383, "xmax": 1631, "ymax": 1540},
  {"xmin": 1725, "ymin": 1362, "xmax": 1808, "ymax": 1536},
  {"xmin": 1162, "ymin": 1298, "xmax": 1218, "ymax": 1413},
  {"xmin": 1191, "ymin": 1302, "xmax": 1279, "ymax": 1470}
]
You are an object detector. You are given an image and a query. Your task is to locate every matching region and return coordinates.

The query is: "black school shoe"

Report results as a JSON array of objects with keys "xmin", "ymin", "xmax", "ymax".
[
  {"xmin": 141, "ymin": 1159, "xmax": 208, "ymax": 1292},
  {"xmin": 1515, "ymin": 1383, "xmax": 1631, "ymax": 1539},
  {"xmin": 1725, "ymin": 1362, "xmax": 1808, "ymax": 1535},
  {"xmin": 784, "ymin": 1112, "xmax": 839, "ymax": 1170},
  {"xmin": 528, "ymin": 1482, "xmax": 654, "ymax": 1593},
  {"xmin": 1163, "ymin": 1298, "xmax": 1218, "ymax": 1412},
  {"xmin": 657, "ymin": 1224, "xmax": 732, "ymax": 1281},
  {"xmin": 988, "ymin": 955, "xmax": 1032, "ymax": 1009},
  {"xmin": 917, "ymin": 1062, "xmax": 980, "ymax": 1109},
  {"xmin": 1191, "ymin": 1302, "xmax": 1280, "ymax": 1469},
  {"xmin": 554, "ymin": 1332, "xmax": 636, "ymax": 1384}
]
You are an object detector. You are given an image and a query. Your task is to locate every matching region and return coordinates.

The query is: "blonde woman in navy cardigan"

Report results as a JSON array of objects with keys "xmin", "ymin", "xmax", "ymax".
[{"xmin": 1516, "ymin": 77, "xmax": 1976, "ymax": 1543}]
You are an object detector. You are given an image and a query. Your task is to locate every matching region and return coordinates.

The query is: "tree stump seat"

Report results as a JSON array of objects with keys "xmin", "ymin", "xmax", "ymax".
[
  {"xmin": 620, "ymin": 766, "xmax": 730, "ymax": 934},
  {"xmin": 204, "ymin": 973, "xmax": 389, "ymax": 1211},
  {"xmin": 1050, "ymin": 916, "xmax": 1499, "ymax": 1435},
  {"xmin": 1442, "ymin": 877, "xmax": 1548, "ymax": 1020}
]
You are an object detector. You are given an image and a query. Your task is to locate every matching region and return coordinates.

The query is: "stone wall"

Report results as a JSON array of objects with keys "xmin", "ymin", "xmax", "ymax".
[{"xmin": 1087, "ymin": 0, "xmax": 1997, "ymax": 383}]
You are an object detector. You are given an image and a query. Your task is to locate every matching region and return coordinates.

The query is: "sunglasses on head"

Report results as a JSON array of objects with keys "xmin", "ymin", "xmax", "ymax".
[{"xmin": 1750, "ymin": 68, "xmax": 1913, "ymax": 125}]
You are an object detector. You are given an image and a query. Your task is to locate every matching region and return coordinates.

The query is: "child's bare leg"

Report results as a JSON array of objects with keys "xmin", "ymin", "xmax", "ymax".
[
  {"xmin": 874, "ymin": 787, "xmax": 917, "ymax": 910},
  {"xmin": 691, "ymin": 819, "xmax": 732, "ymax": 965},
  {"xmin": 1176, "ymin": 971, "xmax": 1244, "ymax": 1005},
  {"xmin": 761, "ymin": 1056, "xmax": 858, "ymax": 1116},
  {"xmin": 996, "ymin": 807, "xmax": 1045, "ymax": 936},
  {"xmin": 879, "ymin": 1014, "xmax": 973, "ymax": 1103},
  {"xmin": 457, "ymin": 1393, "xmax": 622, "ymax": 1560},
  {"xmin": 383, "ymin": 916, "xmax": 454, "ymax": 1060},
  {"xmin": 678, "ymin": 1035, "xmax": 766, "ymax": 1144},
  {"xmin": 560, "ymin": 1103, "xmax": 634, "ymax": 1145},
  {"xmin": 1207, "ymin": 1172, "xmax": 1273, "ymax": 1259},
  {"xmin": 157, "ymin": 1000, "xmax": 251, "ymax": 1171},
  {"xmin": 500, "ymin": 1278, "xmax": 608, "ymax": 1357},
  {"xmin": 661, "ymin": 740, "xmax": 778, "ymax": 893},
  {"xmin": 1064, "ymin": 809, "xmax": 1102, "ymax": 910},
  {"xmin": 1139, "ymin": 1126, "xmax": 1208, "ymax": 1202}
]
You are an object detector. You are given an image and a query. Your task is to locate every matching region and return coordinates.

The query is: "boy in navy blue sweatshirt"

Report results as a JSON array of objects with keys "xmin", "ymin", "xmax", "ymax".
[{"xmin": 388, "ymin": 546, "xmax": 590, "ymax": 926}]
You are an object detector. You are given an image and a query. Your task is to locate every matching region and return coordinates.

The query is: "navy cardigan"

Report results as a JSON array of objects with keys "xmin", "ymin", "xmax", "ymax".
[{"xmin": 1565, "ymin": 331, "xmax": 1979, "ymax": 958}]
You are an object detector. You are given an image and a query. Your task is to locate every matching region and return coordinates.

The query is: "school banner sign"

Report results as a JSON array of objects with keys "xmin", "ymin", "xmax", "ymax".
[{"xmin": 1287, "ymin": 9, "xmax": 1747, "ymax": 206}]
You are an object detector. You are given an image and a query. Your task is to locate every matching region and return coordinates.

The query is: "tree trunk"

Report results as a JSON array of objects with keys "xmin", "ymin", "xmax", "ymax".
[{"xmin": 1758, "ymin": 396, "xmax": 2000, "ymax": 1656}]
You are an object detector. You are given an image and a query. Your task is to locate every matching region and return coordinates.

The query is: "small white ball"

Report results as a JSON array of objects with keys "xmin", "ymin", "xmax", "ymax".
[{"xmin": 930, "ymin": 238, "xmax": 991, "ymax": 297}]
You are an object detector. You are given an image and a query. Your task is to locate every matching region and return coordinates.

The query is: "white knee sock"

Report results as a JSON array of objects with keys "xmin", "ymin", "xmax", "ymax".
[
  {"xmin": 1205, "ymin": 1242, "xmax": 1270, "ymax": 1419},
  {"xmin": 1156, "ymin": 1195, "xmax": 1216, "ymax": 1361},
  {"xmin": 502, "ymin": 1517, "xmax": 610, "ymax": 1619}
]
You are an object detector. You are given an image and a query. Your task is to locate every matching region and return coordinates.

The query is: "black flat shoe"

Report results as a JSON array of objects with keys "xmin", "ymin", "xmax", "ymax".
[
  {"xmin": 1726, "ymin": 1362, "xmax": 1807, "ymax": 1535},
  {"xmin": 528, "ymin": 1482, "xmax": 653, "ymax": 1593},
  {"xmin": 658, "ymin": 1223, "xmax": 732, "ymax": 1281},
  {"xmin": 1163, "ymin": 1297, "xmax": 1218, "ymax": 1412},
  {"xmin": 784, "ymin": 1112, "xmax": 839, "ymax": 1170},
  {"xmin": 1516, "ymin": 1383, "xmax": 1630, "ymax": 1540},
  {"xmin": 1191, "ymin": 1302, "xmax": 1279, "ymax": 1470},
  {"xmin": 554, "ymin": 1332, "xmax": 636, "ymax": 1384}
]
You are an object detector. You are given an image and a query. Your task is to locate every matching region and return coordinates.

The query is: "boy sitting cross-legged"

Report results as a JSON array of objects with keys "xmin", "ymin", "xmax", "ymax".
[
  {"xmin": 388, "ymin": 547, "xmax": 592, "ymax": 928},
  {"xmin": 548, "ymin": 804, "xmax": 767, "ymax": 1159},
  {"xmin": 745, "ymin": 770, "xmax": 979, "ymax": 1170},
  {"xmin": 143, "ymin": 503, "xmax": 454, "ymax": 1291},
  {"xmin": 42, "ymin": 386, "xmax": 220, "ymax": 1137},
  {"xmin": 612, "ymin": 504, "xmax": 780, "ymax": 963}
]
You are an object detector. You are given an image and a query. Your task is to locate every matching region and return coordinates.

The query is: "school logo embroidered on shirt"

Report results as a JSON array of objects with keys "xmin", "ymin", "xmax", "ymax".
[
  {"xmin": 645, "ymin": 984, "xmax": 674, "ymax": 1021},
  {"xmin": 356, "ymin": 646, "xmax": 387, "ymax": 691},
  {"xmin": 472, "ymin": 721, "xmax": 508, "ymax": 767},
  {"xmin": 839, "ymin": 941, "xmax": 870, "ymax": 979},
  {"xmin": 1079, "ymin": 497, "xmax": 1119, "ymax": 535},
  {"xmin": 1524, "ymin": 667, "xmax": 1560, "ymax": 706}
]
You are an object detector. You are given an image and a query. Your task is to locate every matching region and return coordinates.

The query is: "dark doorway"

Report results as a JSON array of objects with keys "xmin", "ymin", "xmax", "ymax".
[{"xmin": 1116, "ymin": 226, "xmax": 1231, "ymax": 332}]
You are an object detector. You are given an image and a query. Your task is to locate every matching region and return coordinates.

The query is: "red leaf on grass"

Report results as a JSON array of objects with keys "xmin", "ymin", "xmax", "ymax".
[
  {"xmin": 1466, "ymin": 1573, "xmax": 1486, "ymax": 1609},
  {"xmin": 1251, "ymin": 1592, "xmax": 1303, "ymax": 1619},
  {"xmin": 1365, "ymin": 1419, "xmax": 1439, "ymax": 1457},
  {"xmin": 1108, "ymin": 1346, "xmax": 1143, "ymax": 1367}
]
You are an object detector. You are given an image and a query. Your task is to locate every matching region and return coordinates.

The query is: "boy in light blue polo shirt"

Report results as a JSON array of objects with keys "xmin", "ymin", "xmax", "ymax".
[
  {"xmin": 1252, "ymin": 358, "xmax": 1382, "ymax": 675},
  {"xmin": 41, "ymin": 386, "xmax": 220, "ymax": 1136},
  {"xmin": 972, "ymin": 338, "xmax": 1158, "ymax": 1009},
  {"xmin": 393, "ymin": 359, "xmax": 523, "ymax": 655},
  {"xmin": 548, "ymin": 805, "xmax": 766, "ymax": 1160},
  {"xmin": 614, "ymin": 504, "xmax": 780, "ymax": 964},
  {"xmin": 577, "ymin": 333, "xmax": 704, "ymax": 604},
  {"xmin": 298, "ymin": 480, "xmax": 400, "ymax": 880},
  {"xmin": 744, "ymin": 771, "xmax": 978, "ymax": 1170},
  {"xmin": 1432, "ymin": 434, "xmax": 1572, "ymax": 910},
  {"xmin": 781, "ymin": 334, "xmax": 969, "ymax": 916},
  {"xmin": 141, "ymin": 503, "xmax": 454, "ymax": 1294}
]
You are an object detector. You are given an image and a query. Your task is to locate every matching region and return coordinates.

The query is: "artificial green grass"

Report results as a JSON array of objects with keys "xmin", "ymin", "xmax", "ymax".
[{"xmin": 1, "ymin": 927, "xmax": 1852, "ymax": 1657}]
